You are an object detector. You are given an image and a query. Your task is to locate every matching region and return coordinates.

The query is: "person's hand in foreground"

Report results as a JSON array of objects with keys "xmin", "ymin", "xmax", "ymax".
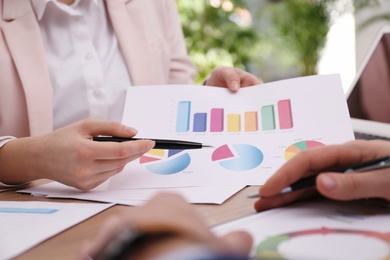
[
  {"xmin": 205, "ymin": 66, "xmax": 263, "ymax": 92},
  {"xmin": 0, "ymin": 119, "xmax": 155, "ymax": 191},
  {"xmin": 78, "ymin": 193, "xmax": 252, "ymax": 260},
  {"xmin": 254, "ymin": 140, "xmax": 390, "ymax": 212}
]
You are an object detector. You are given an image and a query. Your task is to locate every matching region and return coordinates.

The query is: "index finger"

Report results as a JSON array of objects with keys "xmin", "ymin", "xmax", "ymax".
[{"xmin": 89, "ymin": 139, "xmax": 155, "ymax": 160}]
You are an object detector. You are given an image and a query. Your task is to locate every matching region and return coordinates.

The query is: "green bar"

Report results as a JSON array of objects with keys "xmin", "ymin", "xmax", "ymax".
[{"xmin": 261, "ymin": 105, "xmax": 275, "ymax": 130}]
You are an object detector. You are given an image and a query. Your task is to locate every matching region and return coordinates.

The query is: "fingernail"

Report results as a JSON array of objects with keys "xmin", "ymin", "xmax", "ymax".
[
  {"xmin": 148, "ymin": 141, "xmax": 156, "ymax": 150},
  {"xmin": 124, "ymin": 126, "xmax": 138, "ymax": 134},
  {"xmin": 231, "ymin": 81, "xmax": 239, "ymax": 90},
  {"xmin": 320, "ymin": 175, "xmax": 336, "ymax": 190}
]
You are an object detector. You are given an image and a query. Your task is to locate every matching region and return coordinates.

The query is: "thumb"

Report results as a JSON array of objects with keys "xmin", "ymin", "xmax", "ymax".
[
  {"xmin": 316, "ymin": 171, "xmax": 390, "ymax": 201},
  {"xmin": 219, "ymin": 230, "xmax": 253, "ymax": 256}
]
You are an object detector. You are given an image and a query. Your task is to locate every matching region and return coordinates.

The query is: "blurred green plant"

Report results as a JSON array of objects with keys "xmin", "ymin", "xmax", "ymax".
[
  {"xmin": 177, "ymin": 0, "xmax": 381, "ymax": 82},
  {"xmin": 176, "ymin": 0, "xmax": 260, "ymax": 83},
  {"xmin": 265, "ymin": 0, "xmax": 379, "ymax": 76}
]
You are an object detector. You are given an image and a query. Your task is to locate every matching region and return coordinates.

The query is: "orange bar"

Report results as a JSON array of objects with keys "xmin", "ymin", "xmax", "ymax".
[{"xmin": 244, "ymin": 111, "xmax": 258, "ymax": 132}]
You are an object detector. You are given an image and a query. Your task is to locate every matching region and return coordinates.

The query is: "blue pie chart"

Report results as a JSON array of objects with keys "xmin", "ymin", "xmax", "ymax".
[
  {"xmin": 140, "ymin": 150, "xmax": 191, "ymax": 175},
  {"xmin": 212, "ymin": 144, "xmax": 263, "ymax": 171}
]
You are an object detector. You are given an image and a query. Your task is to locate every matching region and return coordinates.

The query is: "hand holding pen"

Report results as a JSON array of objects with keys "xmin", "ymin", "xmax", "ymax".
[{"xmin": 253, "ymin": 140, "xmax": 390, "ymax": 212}]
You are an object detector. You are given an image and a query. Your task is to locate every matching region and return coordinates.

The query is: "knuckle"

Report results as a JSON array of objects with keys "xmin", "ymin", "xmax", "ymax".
[
  {"xmin": 116, "ymin": 146, "xmax": 129, "ymax": 158},
  {"xmin": 343, "ymin": 176, "xmax": 362, "ymax": 195}
]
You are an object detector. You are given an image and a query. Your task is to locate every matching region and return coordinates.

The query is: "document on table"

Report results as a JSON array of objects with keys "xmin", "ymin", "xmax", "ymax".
[
  {"xmin": 19, "ymin": 74, "xmax": 353, "ymax": 205},
  {"xmin": 110, "ymin": 74, "xmax": 354, "ymax": 188},
  {"xmin": 0, "ymin": 201, "xmax": 113, "ymax": 260},
  {"xmin": 18, "ymin": 181, "xmax": 245, "ymax": 205},
  {"xmin": 212, "ymin": 199, "xmax": 390, "ymax": 260}
]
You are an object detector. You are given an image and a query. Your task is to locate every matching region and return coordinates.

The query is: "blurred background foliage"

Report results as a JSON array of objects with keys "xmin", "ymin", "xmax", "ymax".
[
  {"xmin": 176, "ymin": 0, "xmax": 381, "ymax": 83},
  {"xmin": 177, "ymin": 0, "xmax": 259, "ymax": 83}
]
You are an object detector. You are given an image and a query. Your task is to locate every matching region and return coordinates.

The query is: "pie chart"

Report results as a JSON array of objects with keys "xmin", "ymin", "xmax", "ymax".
[
  {"xmin": 284, "ymin": 140, "xmax": 324, "ymax": 160},
  {"xmin": 255, "ymin": 228, "xmax": 390, "ymax": 260},
  {"xmin": 139, "ymin": 149, "xmax": 191, "ymax": 175},
  {"xmin": 212, "ymin": 144, "xmax": 263, "ymax": 171}
]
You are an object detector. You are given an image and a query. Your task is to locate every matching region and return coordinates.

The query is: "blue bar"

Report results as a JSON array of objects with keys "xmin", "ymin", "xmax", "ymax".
[
  {"xmin": 0, "ymin": 207, "xmax": 58, "ymax": 214},
  {"xmin": 176, "ymin": 101, "xmax": 191, "ymax": 132},
  {"xmin": 193, "ymin": 113, "xmax": 207, "ymax": 132}
]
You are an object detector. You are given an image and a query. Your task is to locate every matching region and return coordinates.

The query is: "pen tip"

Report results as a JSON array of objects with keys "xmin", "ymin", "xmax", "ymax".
[
  {"xmin": 202, "ymin": 144, "xmax": 214, "ymax": 148},
  {"xmin": 247, "ymin": 193, "xmax": 261, "ymax": 198}
]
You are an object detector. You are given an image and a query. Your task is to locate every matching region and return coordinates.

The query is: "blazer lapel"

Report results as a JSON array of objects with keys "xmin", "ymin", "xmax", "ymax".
[
  {"xmin": 2, "ymin": 0, "xmax": 53, "ymax": 135},
  {"xmin": 105, "ymin": 0, "xmax": 153, "ymax": 85}
]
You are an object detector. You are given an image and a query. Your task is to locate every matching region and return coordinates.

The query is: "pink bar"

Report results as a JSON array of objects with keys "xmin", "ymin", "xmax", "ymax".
[
  {"xmin": 210, "ymin": 108, "xmax": 224, "ymax": 132},
  {"xmin": 278, "ymin": 99, "xmax": 293, "ymax": 129}
]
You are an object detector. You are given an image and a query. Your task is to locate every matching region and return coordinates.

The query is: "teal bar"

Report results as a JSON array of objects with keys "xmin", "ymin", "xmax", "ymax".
[
  {"xmin": 261, "ymin": 105, "xmax": 276, "ymax": 130},
  {"xmin": 176, "ymin": 101, "xmax": 191, "ymax": 132}
]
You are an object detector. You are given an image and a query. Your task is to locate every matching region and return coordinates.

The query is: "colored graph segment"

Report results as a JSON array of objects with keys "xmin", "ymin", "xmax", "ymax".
[
  {"xmin": 139, "ymin": 149, "xmax": 191, "ymax": 175},
  {"xmin": 0, "ymin": 207, "xmax": 58, "ymax": 214},
  {"xmin": 245, "ymin": 111, "xmax": 258, "ymax": 132},
  {"xmin": 261, "ymin": 105, "xmax": 276, "ymax": 130},
  {"xmin": 176, "ymin": 101, "xmax": 191, "ymax": 132},
  {"xmin": 211, "ymin": 108, "xmax": 224, "ymax": 132},
  {"xmin": 193, "ymin": 113, "xmax": 207, "ymax": 132},
  {"xmin": 211, "ymin": 145, "xmax": 234, "ymax": 161},
  {"xmin": 278, "ymin": 99, "xmax": 293, "ymax": 129},
  {"xmin": 284, "ymin": 140, "xmax": 324, "ymax": 160},
  {"xmin": 212, "ymin": 144, "xmax": 263, "ymax": 171},
  {"xmin": 255, "ymin": 228, "xmax": 390, "ymax": 260},
  {"xmin": 227, "ymin": 114, "xmax": 240, "ymax": 132}
]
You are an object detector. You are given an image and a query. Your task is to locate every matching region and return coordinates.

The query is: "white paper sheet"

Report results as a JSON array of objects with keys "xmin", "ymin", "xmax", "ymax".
[
  {"xmin": 112, "ymin": 74, "xmax": 354, "ymax": 188},
  {"xmin": 0, "ymin": 201, "xmax": 113, "ymax": 259},
  {"xmin": 212, "ymin": 199, "xmax": 390, "ymax": 260},
  {"xmin": 18, "ymin": 182, "xmax": 245, "ymax": 205}
]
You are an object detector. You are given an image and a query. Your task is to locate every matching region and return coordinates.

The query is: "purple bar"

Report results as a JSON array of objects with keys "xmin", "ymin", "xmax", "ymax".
[
  {"xmin": 193, "ymin": 113, "xmax": 207, "ymax": 132},
  {"xmin": 210, "ymin": 108, "xmax": 224, "ymax": 132}
]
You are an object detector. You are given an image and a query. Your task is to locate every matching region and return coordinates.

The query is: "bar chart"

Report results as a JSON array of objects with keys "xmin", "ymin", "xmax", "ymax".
[{"xmin": 175, "ymin": 99, "xmax": 293, "ymax": 133}]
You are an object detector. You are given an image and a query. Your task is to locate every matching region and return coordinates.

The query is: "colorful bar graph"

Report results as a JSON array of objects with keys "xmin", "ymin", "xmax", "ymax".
[
  {"xmin": 227, "ymin": 114, "xmax": 241, "ymax": 132},
  {"xmin": 261, "ymin": 105, "xmax": 275, "ymax": 130},
  {"xmin": 176, "ymin": 101, "xmax": 191, "ymax": 132},
  {"xmin": 193, "ymin": 113, "xmax": 207, "ymax": 132},
  {"xmin": 244, "ymin": 111, "xmax": 258, "ymax": 132},
  {"xmin": 278, "ymin": 99, "xmax": 293, "ymax": 129},
  {"xmin": 175, "ymin": 99, "xmax": 293, "ymax": 133},
  {"xmin": 210, "ymin": 108, "xmax": 224, "ymax": 132}
]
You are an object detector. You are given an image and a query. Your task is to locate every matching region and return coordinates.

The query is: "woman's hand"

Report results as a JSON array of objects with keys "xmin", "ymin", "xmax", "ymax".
[
  {"xmin": 0, "ymin": 119, "xmax": 155, "ymax": 191},
  {"xmin": 78, "ymin": 193, "xmax": 253, "ymax": 260},
  {"xmin": 254, "ymin": 140, "xmax": 390, "ymax": 212},
  {"xmin": 205, "ymin": 66, "xmax": 262, "ymax": 92}
]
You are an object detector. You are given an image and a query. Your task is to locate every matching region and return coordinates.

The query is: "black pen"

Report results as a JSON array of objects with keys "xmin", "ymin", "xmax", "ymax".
[
  {"xmin": 92, "ymin": 136, "xmax": 212, "ymax": 150},
  {"xmin": 248, "ymin": 155, "xmax": 390, "ymax": 198}
]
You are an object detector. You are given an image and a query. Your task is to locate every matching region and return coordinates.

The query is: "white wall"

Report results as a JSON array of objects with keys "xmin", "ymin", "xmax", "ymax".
[
  {"xmin": 318, "ymin": 12, "xmax": 356, "ymax": 93},
  {"xmin": 355, "ymin": 1, "xmax": 390, "ymax": 70}
]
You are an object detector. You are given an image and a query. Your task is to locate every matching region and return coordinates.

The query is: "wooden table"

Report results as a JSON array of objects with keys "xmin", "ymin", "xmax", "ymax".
[{"xmin": 1, "ymin": 182, "xmax": 259, "ymax": 260}]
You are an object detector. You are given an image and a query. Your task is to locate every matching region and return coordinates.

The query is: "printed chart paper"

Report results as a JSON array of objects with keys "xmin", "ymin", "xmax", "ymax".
[
  {"xmin": 110, "ymin": 74, "xmax": 355, "ymax": 188},
  {"xmin": 0, "ymin": 201, "xmax": 113, "ymax": 259},
  {"xmin": 212, "ymin": 199, "xmax": 390, "ymax": 260}
]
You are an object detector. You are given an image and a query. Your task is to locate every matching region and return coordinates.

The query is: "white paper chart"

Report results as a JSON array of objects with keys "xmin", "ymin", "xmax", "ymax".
[{"xmin": 110, "ymin": 74, "xmax": 355, "ymax": 188}]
